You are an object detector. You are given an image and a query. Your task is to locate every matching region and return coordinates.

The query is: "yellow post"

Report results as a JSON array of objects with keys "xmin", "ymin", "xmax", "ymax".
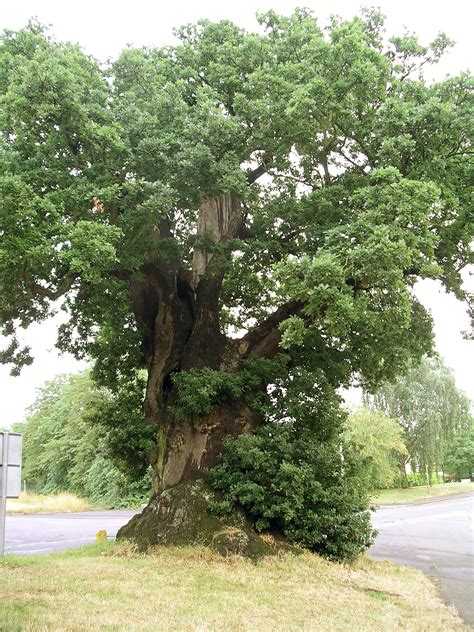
[{"xmin": 96, "ymin": 529, "xmax": 107, "ymax": 543}]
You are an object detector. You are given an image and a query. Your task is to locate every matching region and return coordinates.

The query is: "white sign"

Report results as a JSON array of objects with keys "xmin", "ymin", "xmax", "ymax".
[
  {"xmin": 1, "ymin": 431, "xmax": 23, "ymax": 556},
  {"xmin": 0, "ymin": 432, "xmax": 22, "ymax": 498}
]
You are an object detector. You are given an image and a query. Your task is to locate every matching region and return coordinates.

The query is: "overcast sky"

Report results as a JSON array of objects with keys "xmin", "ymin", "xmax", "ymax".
[{"xmin": 1, "ymin": 0, "xmax": 473, "ymax": 427}]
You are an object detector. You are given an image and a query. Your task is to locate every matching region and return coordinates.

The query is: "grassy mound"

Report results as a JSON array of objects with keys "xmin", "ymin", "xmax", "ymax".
[
  {"xmin": 0, "ymin": 542, "xmax": 467, "ymax": 631},
  {"xmin": 117, "ymin": 479, "xmax": 294, "ymax": 558}
]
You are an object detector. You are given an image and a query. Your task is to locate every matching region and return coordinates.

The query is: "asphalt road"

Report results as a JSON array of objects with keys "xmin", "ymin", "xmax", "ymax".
[
  {"xmin": 4, "ymin": 510, "xmax": 137, "ymax": 555},
  {"xmin": 370, "ymin": 493, "xmax": 474, "ymax": 627}
]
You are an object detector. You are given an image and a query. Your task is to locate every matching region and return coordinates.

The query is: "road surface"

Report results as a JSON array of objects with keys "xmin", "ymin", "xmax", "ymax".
[
  {"xmin": 4, "ymin": 510, "xmax": 137, "ymax": 555},
  {"xmin": 370, "ymin": 493, "xmax": 474, "ymax": 627}
]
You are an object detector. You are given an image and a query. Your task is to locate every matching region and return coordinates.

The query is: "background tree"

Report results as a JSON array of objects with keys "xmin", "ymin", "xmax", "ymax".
[
  {"xmin": 15, "ymin": 372, "xmax": 152, "ymax": 507},
  {"xmin": 443, "ymin": 419, "xmax": 474, "ymax": 480},
  {"xmin": 365, "ymin": 357, "xmax": 472, "ymax": 478},
  {"xmin": 343, "ymin": 408, "xmax": 407, "ymax": 490},
  {"xmin": 0, "ymin": 11, "xmax": 472, "ymax": 552}
]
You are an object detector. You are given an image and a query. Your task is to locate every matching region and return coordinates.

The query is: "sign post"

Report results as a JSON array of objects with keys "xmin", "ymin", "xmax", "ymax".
[{"xmin": 0, "ymin": 431, "xmax": 22, "ymax": 556}]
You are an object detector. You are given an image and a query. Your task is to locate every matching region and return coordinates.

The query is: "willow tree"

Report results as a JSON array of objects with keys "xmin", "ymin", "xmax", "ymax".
[
  {"xmin": 366, "ymin": 357, "xmax": 472, "ymax": 477},
  {"xmin": 0, "ymin": 11, "xmax": 472, "ymax": 547}
]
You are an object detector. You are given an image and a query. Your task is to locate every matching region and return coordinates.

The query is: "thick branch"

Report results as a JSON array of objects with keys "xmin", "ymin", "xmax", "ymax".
[
  {"xmin": 247, "ymin": 152, "xmax": 274, "ymax": 185},
  {"xmin": 24, "ymin": 273, "xmax": 78, "ymax": 301},
  {"xmin": 239, "ymin": 266, "xmax": 426, "ymax": 358},
  {"xmin": 247, "ymin": 163, "xmax": 267, "ymax": 185},
  {"xmin": 238, "ymin": 300, "xmax": 305, "ymax": 359}
]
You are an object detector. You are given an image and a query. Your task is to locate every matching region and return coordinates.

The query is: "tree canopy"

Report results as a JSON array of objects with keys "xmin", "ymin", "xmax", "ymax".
[
  {"xmin": 443, "ymin": 419, "xmax": 474, "ymax": 479},
  {"xmin": 1, "ymin": 11, "xmax": 472, "ymax": 385}
]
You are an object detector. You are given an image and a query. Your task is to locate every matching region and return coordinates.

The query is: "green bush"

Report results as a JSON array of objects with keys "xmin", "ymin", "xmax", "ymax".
[
  {"xmin": 210, "ymin": 424, "xmax": 375, "ymax": 562},
  {"xmin": 406, "ymin": 472, "xmax": 442, "ymax": 487}
]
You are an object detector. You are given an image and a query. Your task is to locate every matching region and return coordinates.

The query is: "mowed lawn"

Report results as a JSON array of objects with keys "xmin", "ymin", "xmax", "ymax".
[
  {"xmin": 0, "ymin": 543, "xmax": 468, "ymax": 631},
  {"xmin": 373, "ymin": 481, "xmax": 474, "ymax": 505}
]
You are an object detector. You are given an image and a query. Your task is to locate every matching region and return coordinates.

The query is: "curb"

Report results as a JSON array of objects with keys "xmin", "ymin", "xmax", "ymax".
[{"xmin": 373, "ymin": 490, "xmax": 474, "ymax": 509}]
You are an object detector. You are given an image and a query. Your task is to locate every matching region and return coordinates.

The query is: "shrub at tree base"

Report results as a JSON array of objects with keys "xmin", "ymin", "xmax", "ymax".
[{"xmin": 210, "ymin": 425, "xmax": 375, "ymax": 562}]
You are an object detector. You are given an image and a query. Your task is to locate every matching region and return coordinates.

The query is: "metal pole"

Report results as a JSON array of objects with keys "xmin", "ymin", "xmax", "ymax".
[{"xmin": 0, "ymin": 431, "xmax": 9, "ymax": 556}]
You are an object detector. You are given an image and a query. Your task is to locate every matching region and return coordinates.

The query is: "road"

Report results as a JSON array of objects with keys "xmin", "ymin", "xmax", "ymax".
[
  {"xmin": 4, "ymin": 510, "xmax": 137, "ymax": 555},
  {"xmin": 370, "ymin": 493, "xmax": 474, "ymax": 627}
]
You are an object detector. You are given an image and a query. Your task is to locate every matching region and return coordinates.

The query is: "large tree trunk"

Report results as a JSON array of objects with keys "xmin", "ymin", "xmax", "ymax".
[
  {"xmin": 119, "ymin": 192, "xmax": 301, "ymax": 552},
  {"xmin": 158, "ymin": 400, "xmax": 260, "ymax": 490},
  {"xmin": 130, "ymin": 194, "xmax": 254, "ymax": 489},
  {"xmin": 119, "ymin": 194, "xmax": 268, "ymax": 550}
]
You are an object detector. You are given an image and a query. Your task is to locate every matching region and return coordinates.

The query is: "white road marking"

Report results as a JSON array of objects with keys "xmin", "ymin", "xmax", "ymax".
[
  {"xmin": 373, "ymin": 510, "xmax": 469, "ymax": 528},
  {"xmin": 6, "ymin": 537, "xmax": 94, "ymax": 550}
]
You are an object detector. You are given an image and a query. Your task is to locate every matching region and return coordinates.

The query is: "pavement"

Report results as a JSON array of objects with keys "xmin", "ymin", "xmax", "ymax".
[
  {"xmin": 4, "ymin": 510, "xmax": 137, "ymax": 555},
  {"xmin": 370, "ymin": 493, "xmax": 474, "ymax": 627}
]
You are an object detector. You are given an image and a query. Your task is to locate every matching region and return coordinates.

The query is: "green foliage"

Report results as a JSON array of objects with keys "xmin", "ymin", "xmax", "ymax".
[
  {"xmin": 0, "ymin": 11, "xmax": 471, "ymax": 391},
  {"xmin": 87, "ymin": 371, "xmax": 154, "ymax": 478},
  {"xmin": 210, "ymin": 370, "xmax": 374, "ymax": 561},
  {"xmin": 405, "ymin": 472, "xmax": 443, "ymax": 487},
  {"xmin": 171, "ymin": 357, "xmax": 296, "ymax": 417},
  {"xmin": 171, "ymin": 367, "xmax": 261, "ymax": 417},
  {"xmin": 210, "ymin": 423, "xmax": 375, "ymax": 562},
  {"xmin": 343, "ymin": 408, "xmax": 408, "ymax": 490},
  {"xmin": 17, "ymin": 372, "xmax": 151, "ymax": 508},
  {"xmin": 443, "ymin": 420, "xmax": 474, "ymax": 480},
  {"xmin": 82, "ymin": 456, "xmax": 151, "ymax": 509},
  {"xmin": 366, "ymin": 357, "xmax": 471, "ymax": 476}
]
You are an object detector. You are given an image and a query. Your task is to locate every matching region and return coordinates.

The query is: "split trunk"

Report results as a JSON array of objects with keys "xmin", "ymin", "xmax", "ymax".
[{"xmin": 118, "ymin": 193, "xmax": 285, "ymax": 552}]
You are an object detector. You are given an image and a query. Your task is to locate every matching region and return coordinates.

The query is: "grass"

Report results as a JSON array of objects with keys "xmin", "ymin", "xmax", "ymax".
[
  {"xmin": 0, "ymin": 542, "xmax": 468, "ymax": 631},
  {"xmin": 372, "ymin": 481, "xmax": 474, "ymax": 505},
  {"xmin": 6, "ymin": 492, "xmax": 92, "ymax": 514}
]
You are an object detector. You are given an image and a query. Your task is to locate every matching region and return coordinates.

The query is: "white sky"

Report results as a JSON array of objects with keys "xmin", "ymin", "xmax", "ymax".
[{"xmin": 0, "ymin": 0, "xmax": 473, "ymax": 426}]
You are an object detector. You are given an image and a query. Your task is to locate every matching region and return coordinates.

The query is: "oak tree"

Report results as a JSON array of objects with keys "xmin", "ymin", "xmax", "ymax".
[{"xmin": 1, "ymin": 10, "xmax": 472, "ymax": 548}]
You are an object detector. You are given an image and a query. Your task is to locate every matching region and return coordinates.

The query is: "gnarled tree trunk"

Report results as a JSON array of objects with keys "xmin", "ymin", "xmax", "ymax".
[
  {"xmin": 118, "ymin": 192, "xmax": 302, "ymax": 551},
  {"xmin": 133, "ymin": 194, "xmax": 253, "ymax": 488}
]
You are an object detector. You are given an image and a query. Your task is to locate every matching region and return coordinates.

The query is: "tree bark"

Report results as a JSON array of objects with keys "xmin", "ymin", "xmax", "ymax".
[
  {"xmin": 120, "ymin": 192, "xmax": 302, "ymax": 548},
  {"xmin": 159, "ymin": 399, "xmax": 260, "ymax": 489},
  {"xmin": 129, "ymin": 193, "xmax": 265, "ymax": 494}
]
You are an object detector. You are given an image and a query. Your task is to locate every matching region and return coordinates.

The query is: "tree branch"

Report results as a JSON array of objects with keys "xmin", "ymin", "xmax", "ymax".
[
  {"xmin": 238, "ymin": 300, "xmax": 305, "ymax": 359},
  {"xmin": 247, "ymin": 152, "xmax": 274, "ymax": 185},
  {"xmin": 247, "ymin": 163, "xmax": 267, "ymax": 185},
  {"xmin": 24, "ymin": 273, "xmax": 78, "ymax": 300}
]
